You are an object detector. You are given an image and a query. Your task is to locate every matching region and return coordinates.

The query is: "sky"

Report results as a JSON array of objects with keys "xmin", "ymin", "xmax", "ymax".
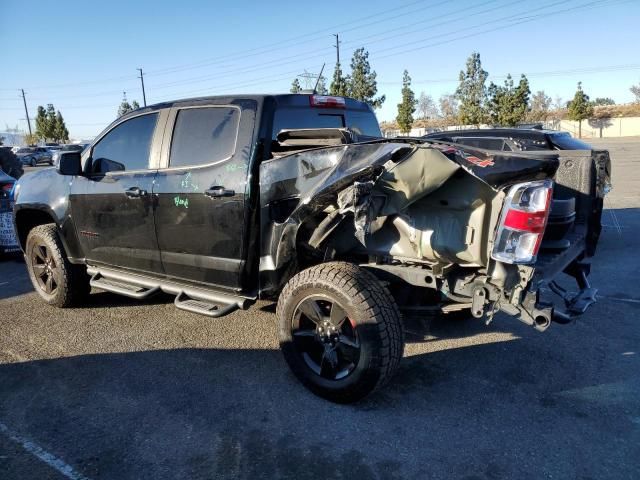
[{"xmin": 1, "ymin": 0, "xmax": 639, "ymax": 140}]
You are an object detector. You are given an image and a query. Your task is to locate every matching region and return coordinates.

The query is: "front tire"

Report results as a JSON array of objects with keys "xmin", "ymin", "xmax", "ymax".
[
  {"xmin": 25, "ymin": 223, "xmax": 90, "ymax": 307},
  {"xmin": 30, "ymin": 157, "xmax": 36, "ymax": 167},
  {"xmin": 277, "ymin": 262, "xmax": 404, "ymax": 403}
]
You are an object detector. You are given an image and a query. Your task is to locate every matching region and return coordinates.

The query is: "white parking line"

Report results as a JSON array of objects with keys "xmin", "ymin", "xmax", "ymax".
[
  {"xmin": 0, "ymin": 422, "xmax": 90, "ymax": 480},
  {"xmin": 599, "ymin": 295, "xmax": 640, "ymax": 305},
  {"xmin": 607, "ymin": 206, "xmax": 623, "ymax": 236}
]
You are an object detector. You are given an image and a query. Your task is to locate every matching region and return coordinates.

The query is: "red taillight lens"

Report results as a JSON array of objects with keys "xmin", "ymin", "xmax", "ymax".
[
  {"xmin": 492, "ymin": 180, "xmax": 553, "ymax": 264},
  {"xmin": 1, "ymin": 183, "xmax": 13, "ymax": 197},
  {"xmin": 309, "ymin": 95, "xmax": 346, "ymax": 109},
  {"xmin": 503, "ymin": 208, "xmax": 548, "ymax": 233}
]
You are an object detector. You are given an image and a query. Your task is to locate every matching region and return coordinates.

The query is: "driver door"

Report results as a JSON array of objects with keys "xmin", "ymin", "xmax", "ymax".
[{"xmin": 69, "ymin": 110, "xmax": 168, "ymax": 274}]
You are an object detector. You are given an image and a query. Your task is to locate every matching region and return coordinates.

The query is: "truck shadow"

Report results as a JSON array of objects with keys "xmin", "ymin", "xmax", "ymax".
[{"xmin": 0, "ymin": 309, "xmax": 637, "ymax": 480}]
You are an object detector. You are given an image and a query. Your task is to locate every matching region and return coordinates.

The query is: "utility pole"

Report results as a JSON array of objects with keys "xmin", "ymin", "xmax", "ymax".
[
  {"xmin": 20, "ymin": 89, "xmax": 32, "ymax": 135},
  {"xmin": 333, "ymin": 33, "xmax": 340, "ymax": 65},
  {"xmin": 137, "ymin": 68, "xmax": 147, "ymax": 107}
]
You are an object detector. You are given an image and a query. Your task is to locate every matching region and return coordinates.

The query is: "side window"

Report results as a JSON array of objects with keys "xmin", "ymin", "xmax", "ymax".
[
  {"xmin": 169, "ymin": 107, "xmax": 240, "ymax": 168},
  {"xmin": 91, "ymin": 113, "xmax": 158, "ymax": 174}
]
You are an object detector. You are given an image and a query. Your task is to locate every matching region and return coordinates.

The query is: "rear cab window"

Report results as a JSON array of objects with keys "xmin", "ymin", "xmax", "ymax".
[
  {"xmin": 271, "ymin": 95, "xmax": 382, "ymax": 141},
  {"xmin": 454, "ymin": 137, "xmax": 511, "ymax": 151},
  {"xmin": 550, "ymin": 133, "xmax": 592, "ymax": 150}
]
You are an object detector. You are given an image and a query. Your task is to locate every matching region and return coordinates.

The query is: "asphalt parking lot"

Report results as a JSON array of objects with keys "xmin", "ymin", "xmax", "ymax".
[{"xmin": 1, "ymin": 138, "xmax": 639, "ymax": 479}]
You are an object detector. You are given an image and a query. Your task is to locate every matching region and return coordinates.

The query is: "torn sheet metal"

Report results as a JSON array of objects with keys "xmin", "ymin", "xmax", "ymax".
[{"xmin": 258, "ymin": 139, "xmax": 560, "ymax": 293}]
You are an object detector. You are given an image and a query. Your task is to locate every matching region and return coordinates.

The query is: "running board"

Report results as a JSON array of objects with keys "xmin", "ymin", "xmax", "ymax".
[
  {"xmin": 174, "ymin": 292, "xmax": 240, "ymax": 318},
  {"xmin": 86, "ymin": 266, "xmax": 254, "ymax": 317},
  {"xmin": 90, "ymin": 273, "xmax": 160, "ymax": 299}
]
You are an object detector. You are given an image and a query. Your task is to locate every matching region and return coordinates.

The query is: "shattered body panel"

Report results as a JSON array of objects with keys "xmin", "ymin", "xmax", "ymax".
[{"xmin": 258, "ymin": 139, "xmax": 560, "ymax": 295}]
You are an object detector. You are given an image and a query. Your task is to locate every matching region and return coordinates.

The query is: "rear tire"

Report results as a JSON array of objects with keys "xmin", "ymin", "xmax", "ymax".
[
  {"xmin": 25, "ymin": 223, "xmax": 90, "ymax": 307},
  {"xmin": 277, "ymin": 262, "xmax": 404, "ymax": 403},
  {"xmin": 30, "ymin": 157, "xmax": 36, "ymax": 167}
]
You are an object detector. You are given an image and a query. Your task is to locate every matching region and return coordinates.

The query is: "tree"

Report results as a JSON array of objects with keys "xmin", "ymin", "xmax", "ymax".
[
  {"xmin": 567, "ymin": 82, "xmax": 594, "ymax": 138},
  {"xmin": 315, "ymin": 75, "xmax": 328, "ymax": 95},
  {"xmin": 486, "ymin": 74, "xmax": 530, "ymax": 126},
  {"xmin": 290, "ymin": 78, "xmax": 302, "ymax": 94},
  {"xmin": 53, "ymin": 111, "xmax": 69, "ymax": 143},
  {"xmin": 35, "ymin": 106, "xmax": 50, "ymax": 141},
  {"xmin": 34, "ymin": 104, "xmax": 59, "ymax": 141},
  {"xmin": 347, "ymin": 48, "xmax": 385, "ymax": 108},
  {"xmin": 396, "ymin": 70, "xmax": 417, "ymax": 134},
  {"xmin": 630, "ymin": 80, "xmax": 640, "ymax": 103},
  {"xmin": 24, "ymin": 133, "xmax": 40, "ymax": 146},
  {"xmin": 117, "ymin": 93, "xmax": 140, "ymax": 117},
  {"xmin": 417, "ymin": 92, "xmax": 438, "ymax": 120},
  {"xmin": 329, "ymin": 62, "xmax": 348, "ymax": 96},
  {"xmin": 592, "ymin": 97, "xmax": 615, "ymax": 106},
  {"xmin": 527, "ymin": 90, "xmax": 552, "ymax": 122},
  {"xmin": 439, "ymin": 93, "xmax": 459, "ymax": 126},
  {"xmin": 455, "ymin": 52, "xmax": 488, "ymax": 125}
]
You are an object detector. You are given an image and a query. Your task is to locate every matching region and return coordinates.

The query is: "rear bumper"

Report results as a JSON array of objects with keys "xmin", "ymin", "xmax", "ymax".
[{"xmin": 500, "ymin": 233, "xmax": 597, "ymax": 331}]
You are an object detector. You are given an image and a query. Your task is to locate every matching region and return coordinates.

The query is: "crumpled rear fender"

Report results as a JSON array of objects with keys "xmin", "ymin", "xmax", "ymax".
[{"xmin": 258, "ymin": 140, "xmax": 560, "ymax": 296}]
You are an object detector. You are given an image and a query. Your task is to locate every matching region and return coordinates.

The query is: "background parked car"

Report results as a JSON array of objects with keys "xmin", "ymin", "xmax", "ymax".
[
  {"xmin": 0, "ymin": 147, "xmax": 24, "ymax": 178},
  {"xmin": 0, "ymin": 169, "xmax": 19, "ymax": 256},
  {"xmin": 423, "ymin": 128, "xmax": 592, "ymax": 151},
  {"xmin": 47, "ymin": 145, "xmax": 62, "ymax": 155},
  {"xmin": 51, "ymin": 143, "xmax": 90, "ymax": 167},
  {"xmin": 15, "ymin": 147, "xmax": 53, "ymax": 166}
]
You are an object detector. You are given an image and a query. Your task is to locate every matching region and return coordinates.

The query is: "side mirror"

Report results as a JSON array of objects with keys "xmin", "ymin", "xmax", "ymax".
[{"xmin": 56, "ymin": 151, "xmax": 82, "ymax": 176}]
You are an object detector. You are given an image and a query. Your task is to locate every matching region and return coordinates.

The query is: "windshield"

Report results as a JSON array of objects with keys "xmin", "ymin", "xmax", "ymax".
[
  {"xmin": 17, "ymin": 148, "xmax": 34, "ymax": 153},
  {"xmin": 550, "ymin": 132, "xmax": 591, "ymax": 150}
]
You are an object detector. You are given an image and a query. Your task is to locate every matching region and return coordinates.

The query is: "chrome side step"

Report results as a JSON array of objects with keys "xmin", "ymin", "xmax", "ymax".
[
  {"xmin": 90, "ymin": 273, "xmax": 160, "ymax": 299},
  {"xmin": 87, "ymin": 266, "xmax": 254, "ymax": 318},
  {"xmin": 174, "ymin": 292, "xmax": 240, "ymax": 318}
]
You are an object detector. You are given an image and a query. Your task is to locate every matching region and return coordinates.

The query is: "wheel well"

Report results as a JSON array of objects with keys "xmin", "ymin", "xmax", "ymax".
[{"xmin": 15, "ymin": 209, "xmax": 56, "ymax": 250}]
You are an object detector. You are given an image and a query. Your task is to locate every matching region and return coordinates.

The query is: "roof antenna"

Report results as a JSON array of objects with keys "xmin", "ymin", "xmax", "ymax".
[{"xmin": 313, "ymin": 63, "xmax": 326, "ymax": 94}]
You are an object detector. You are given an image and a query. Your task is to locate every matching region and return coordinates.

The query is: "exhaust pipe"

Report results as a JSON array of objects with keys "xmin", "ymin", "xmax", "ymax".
[{"xmin": 533, "ymin": 313, "xmax": 551, "ymax": 331}]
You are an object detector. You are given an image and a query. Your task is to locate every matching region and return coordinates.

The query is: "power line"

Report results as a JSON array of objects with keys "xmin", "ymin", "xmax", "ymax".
[
  {"xmin": 6, "ymin": 0, "xmax": 432, "ymax": 91},
  {"xmin": 0, "ymin": 0, "xmax": 586, "ymax": 96},
  {"xmin": 142, "ymin": 0, "xmax": 593, "ymax": 93},
  {"xmin": 1, "ymin": 0, "xmax": 628, "ymax": 113},
  {"xmin": 143, "ymin": 0, "xmax": 432, "ymax": 77},
  {"xmin": 369, "ymin": 0, "xmax": 627, "ymax": 62},
  {"xmin": 380, "ymin": 63, "xmax": 640, "ymax": 85}
]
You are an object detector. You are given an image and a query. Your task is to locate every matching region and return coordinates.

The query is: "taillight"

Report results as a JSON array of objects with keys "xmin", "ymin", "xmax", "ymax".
[
  {"xmin": 491, "ymin": 180, "xmax": 553, "ymax": 264},
  {"xmin": 309, "ymin": 95, "xmax": 346, "ymax": 109},
  {"xmin": 0, "ymin": 182, "xmax": 13, "ymax": 198}
]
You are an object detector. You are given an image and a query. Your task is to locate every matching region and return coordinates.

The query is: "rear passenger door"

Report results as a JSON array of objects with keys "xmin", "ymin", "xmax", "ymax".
[{"xmin": 153, "ymin": 102, "xmax": 257, "ymax": 290}]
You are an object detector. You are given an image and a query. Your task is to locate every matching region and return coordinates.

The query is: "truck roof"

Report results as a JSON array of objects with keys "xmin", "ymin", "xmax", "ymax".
[{"xmin": 124, "ymin": 94, "xmax": 375, "ymax": 114}]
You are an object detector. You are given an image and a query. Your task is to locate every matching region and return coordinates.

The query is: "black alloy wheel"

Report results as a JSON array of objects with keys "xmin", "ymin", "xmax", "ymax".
[
  {"xmin": 25, "ymin": 223, "xmax": 90, "ymax": 307},
  {"xmin": 292, "ymin": 294, "xmax": 361, "ymax": 381},
  {"xmin": 278, "ymin": 262, "xmax": 404, "ymax": 403},
  {"xmin": 29, "ymin": 242, "xmax": 60, "ymax": 295}
]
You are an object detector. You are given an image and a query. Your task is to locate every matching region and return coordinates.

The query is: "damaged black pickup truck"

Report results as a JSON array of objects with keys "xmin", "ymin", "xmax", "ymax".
[{"xmin": 13, "ymin": 94, "xmax": 611, "ymax": 402}]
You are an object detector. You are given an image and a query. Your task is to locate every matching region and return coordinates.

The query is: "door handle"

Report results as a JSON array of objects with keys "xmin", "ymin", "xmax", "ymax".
[
  {"xmin": 125, "ymin": 187, "xmax": 148, "ymax": 198},
  {"xmin": 205, "ymin": 186, "xmax": 235, "ymax": 198}
]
